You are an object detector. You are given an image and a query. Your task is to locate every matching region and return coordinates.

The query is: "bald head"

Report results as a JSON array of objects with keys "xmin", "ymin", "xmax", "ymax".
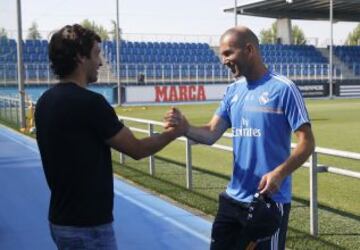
[
  {"xmin": 219, "ymin": 25, "xmax": 266, "ymax": 80},
  {"xmin": 220, "ymin": 26, "xmax": 260, "ymax": 50}
]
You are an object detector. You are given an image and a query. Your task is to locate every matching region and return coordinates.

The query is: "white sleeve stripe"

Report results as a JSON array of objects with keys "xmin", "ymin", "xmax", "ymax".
[
  {"xmin": 274, "ymin": 74, "xmax": 309, "ymax": 122},
  {"xmin": 289, "ymin": 80, "xmax": 309, "ymax": 120},
  {"xmin": 272, "ymin": 74, "xmax": 306, "ymax": 116},
  {"xmin": 272, "ymin": 74, "xmax": 310, "ymax": 124},
  {"xmin": 272, "ymin": 74, "xmax": 306, "ymax": 120},
  {"xmin": 287, "ymin": 82, "xmax": 309, "ymax": 122}
]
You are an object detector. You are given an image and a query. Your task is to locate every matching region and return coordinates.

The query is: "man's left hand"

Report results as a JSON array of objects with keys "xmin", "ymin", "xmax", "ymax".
[{"xmin": 258, "ymin": 169, "xmax": 284, "ymax": 195}]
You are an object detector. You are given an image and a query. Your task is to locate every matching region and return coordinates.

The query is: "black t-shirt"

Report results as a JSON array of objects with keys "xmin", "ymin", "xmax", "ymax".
[{"xmin": 35, "ymin": 82, "xmax": 123, "ymax": 226}]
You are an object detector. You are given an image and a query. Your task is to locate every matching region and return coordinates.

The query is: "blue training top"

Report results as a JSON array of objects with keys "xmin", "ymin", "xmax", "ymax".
[{"xmin": 216, "ymin": 71, "xmax": 310, "ymax": 203}]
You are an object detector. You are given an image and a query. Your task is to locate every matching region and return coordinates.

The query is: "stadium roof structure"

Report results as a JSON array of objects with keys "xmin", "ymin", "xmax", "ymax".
[{"xmin": 224, "ymin": 0, "xmax": 360, "ymax": 22}]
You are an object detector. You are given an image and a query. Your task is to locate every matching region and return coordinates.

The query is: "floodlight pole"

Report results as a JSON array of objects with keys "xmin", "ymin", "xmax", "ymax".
[
  {"xmin": 16, "ymin": 0, "xmax": 26, "ymax": 129},
  {"xmin": 329, "ymin": 0, "xmax": 334, "ymax": 99},
  {"xmin": 116, "ymin": 0, "xmax": 122, "ymax": 106},
  {"xmin": 234, "ymin": 0, "xmax": 238, "ymax": 26}
]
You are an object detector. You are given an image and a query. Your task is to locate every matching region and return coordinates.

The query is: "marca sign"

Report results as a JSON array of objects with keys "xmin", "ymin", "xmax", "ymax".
[
  {"xmin": 125, "ymin": 84, "xmax": 228, "ymax": 104},
  {"xmin": 155, "ymin": 85, "xmax": 206, "ymax": 102}
]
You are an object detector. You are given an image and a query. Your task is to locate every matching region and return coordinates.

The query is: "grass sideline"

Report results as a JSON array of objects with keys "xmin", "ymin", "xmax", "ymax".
[{"xmin": 113, "ymin": 98, "xmax": 360, "ymax": 249}]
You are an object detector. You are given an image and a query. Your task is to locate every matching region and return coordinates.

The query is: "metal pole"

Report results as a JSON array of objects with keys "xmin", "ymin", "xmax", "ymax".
[
  {"xmin": 148, "ymin": 124, "xmax": 155, "ymax": 175},
  {"xmin": 234, "ymin": 0, "xmax": 238, "ymax": 26},
  {"xmin": 309, "ymin": 152, "xmax": 318, "ymax": 237},
  {"xmin": 116, "ymin": 0, "xmax": 122, "ymax": 106},
  {"xmin": 329, "ymin": 0, "xmax": 333, "ymax": 99},
  {"xmin": 119, "ymin": 149, "xmax": 125, "ymax": 164},
  {"xmin": 119, "ymin": 120, "xmax": 125, "ymax": 164},
  {"xmin": 16, "ymin": 0, "xmax": 26, "ymax": 130},
  {"xmin": 185, "ymin": 138, "xmax": 193, "ymax": 190}
]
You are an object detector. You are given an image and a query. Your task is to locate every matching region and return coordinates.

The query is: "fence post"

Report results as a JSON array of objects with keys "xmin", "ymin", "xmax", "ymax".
[
  {"xmin": 5, "ymin": 98, "xmax": 9, "ymax": 122},
  {"xmin": 309, "ymin": 151, "xmax": 318, "ymax": 237},
  {"xmin": 148, "ymin": 123, "xmax": 155, "ymax": 175},
  {"xmin": 119, "ymin": 119, "xmax": 125, "ymax": 164},
  {"xmin": 16, "ymin": 99, "xmax": 20, "ymax": 127},
  {"xmin": 1, "ymin": 98, "xmax": 5, "ymax": 119},
  {"xmin": 185, "ymin": 138, "xmax": 193, "ymax": 190},
  {"xmin": 10, "ymin": 99, "xmax": 14, "ymax": 125}
]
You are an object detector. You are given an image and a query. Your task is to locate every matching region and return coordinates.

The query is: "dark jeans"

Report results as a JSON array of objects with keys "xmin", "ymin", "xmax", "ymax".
[
  {"xmin": 50, "ymin": 222, "xmax": 118, "ymax": 250},
  {"xmin": 210, "ymin": 192, "xmax": 291, "ymax": 250}
]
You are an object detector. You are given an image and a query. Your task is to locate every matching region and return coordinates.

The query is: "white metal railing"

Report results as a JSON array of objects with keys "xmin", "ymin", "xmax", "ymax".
[
  {"xmin": 0, "ymin": 96, "xmax": 22, "ymax": 126},
  {"xmin": 109, "ymin": 63, "xmax": 345, "ymax": 83},
  {"xmin": 0, "ymin": 95, "xmax": 34, "ymax": 128},
  {"xmin": 1, "ymin": 62, "xmax": 354, "ymax": 86},
  {"xmin": 117, "ymin": 115, "xmax": 360, "ymax": 237}
]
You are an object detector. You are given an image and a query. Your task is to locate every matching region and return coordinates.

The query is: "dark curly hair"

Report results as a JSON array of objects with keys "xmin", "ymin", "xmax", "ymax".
[{"xmin": 48, "ymin": 24, "xmax": 101, "ymax": 78}]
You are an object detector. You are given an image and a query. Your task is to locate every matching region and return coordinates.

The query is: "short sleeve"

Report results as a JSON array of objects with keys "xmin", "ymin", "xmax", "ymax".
[
  {"xmin": 90, "ymin": 94, "xmax": 124, "ymax": 140},
  {"xmin": 282, "ymin": 83, "xmax": 311, "ymax": 131},
  {"xmin": 215, "ymin": 86, "xmax": 231, "ymax": 125}
]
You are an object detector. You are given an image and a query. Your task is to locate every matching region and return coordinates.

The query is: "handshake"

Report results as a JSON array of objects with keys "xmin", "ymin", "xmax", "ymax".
[{"xmin": 163, "ymin": 107, "xmax": 189, "ymax": 138}]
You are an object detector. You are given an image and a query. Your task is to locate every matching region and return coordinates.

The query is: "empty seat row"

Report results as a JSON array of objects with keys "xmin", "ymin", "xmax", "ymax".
[
  {"xmin": 263, "ymin": 56, "xmax": 327, "ymax": 64},
  {"xmin": 103, "ymin": 40, "xmax": 219, "ymax": 66},
  {"xmin": 0, "ymin": 39, "xmax": 49, "ymax": 64},
  {"xmin": 334, "ymin": 45, "xmax": 360, "ymax": 73},
  {"xmin": 103, "ymin": 40, "xmax": 209, "ymax": 50},
  {"xmin": 261, "ymin": 44, "xmax": 317, "ymax": 51},
  {"xmin": 0, "ymin": 38, "xmax": 16, "ymax": 47},
  {"xmin": 105, "ymin": 47, "xmax": 214, "ymax": 57},
  {"xmin": 108, "ymin": 53, "xmax": 219, "ymax": 64},
  {"xmin": 112, "ymin": 63, "xmax": 229, "ymax": 78}
]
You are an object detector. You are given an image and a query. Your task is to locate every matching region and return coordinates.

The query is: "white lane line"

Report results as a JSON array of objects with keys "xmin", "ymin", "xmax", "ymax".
[{"xmin": 114, "ymin": 189, "xmax": 211, "ymax": 244}]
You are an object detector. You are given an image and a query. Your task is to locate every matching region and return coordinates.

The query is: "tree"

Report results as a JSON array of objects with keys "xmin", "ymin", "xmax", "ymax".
[
  {"xmin": 110, "ymin": 19, "xmax": 122, "ymax": 41},
  {"xmin": 292, "ymin": 25, "xmax": 306, "ymax": 45},
  {"xmin": 346, "ymin": 24, "xmax": 360, "ymax": 45},
  {"xmin": 259, "ymin": 22, "xmax": 306, "ymax": 45},
  {"xmin": 80, "ymin": 19, "xmax": 109, "ymax": 41},
  {"xmin": 259, "ymin": 23, "xmax": 277, "ymax": 44},
  {"xmin": 0, "ymin": 27, "xmax": 8, "ymax": 39},
  {"xmin": 27, "ymin": 21, "xmax": 42, "ymax": 40}
]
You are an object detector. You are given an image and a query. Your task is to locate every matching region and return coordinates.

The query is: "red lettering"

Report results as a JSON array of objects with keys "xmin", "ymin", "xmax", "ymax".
[
  {"xmin": 189, "ymin": 86, "xmax": 196, "ymax": 100},
  {"xmin": 197, "ymin": 85, "xmax": 206, "ymax": 100},
  {"xmin": 155, "ymin": 85, "xmax": 207, "ymax": 103},
  {"xmin": 169, "ymin": 86, "xmax": 178, "ymax": 101},
  {"xmin": 179, "ymin": 86, "xmax": 188, "ymax": 101},
  {"xmin": 155, "ymin": 86, "xmax": 168, "ymax": 102}
]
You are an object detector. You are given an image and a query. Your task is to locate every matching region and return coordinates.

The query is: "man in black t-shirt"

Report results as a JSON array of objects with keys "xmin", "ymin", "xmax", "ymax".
[{"xmin": 35, "ymin": 24, "xmax": 186, "ymax": 250}]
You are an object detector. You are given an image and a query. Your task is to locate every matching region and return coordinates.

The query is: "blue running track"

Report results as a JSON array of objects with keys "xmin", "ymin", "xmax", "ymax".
[{"xmin": 0, "ymin": 125, "xmax": 211, "ymax": 249}]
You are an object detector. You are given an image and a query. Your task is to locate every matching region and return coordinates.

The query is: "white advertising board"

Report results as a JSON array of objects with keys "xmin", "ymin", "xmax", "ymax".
[{"xmin": 125, "ymin": 84, "xmax": 228, "ymax": 104}]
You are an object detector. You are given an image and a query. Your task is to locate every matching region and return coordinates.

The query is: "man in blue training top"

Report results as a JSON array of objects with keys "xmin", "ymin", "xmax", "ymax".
[{"xmin": 164, "ymin": 26, "xmax": 315, "ymax": 249}]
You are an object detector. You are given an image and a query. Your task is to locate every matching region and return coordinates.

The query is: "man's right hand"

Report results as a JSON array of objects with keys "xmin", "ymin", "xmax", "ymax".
[
  {"xmin": 163, "ymin": 107, "xmax": 189, "ymax": 137},
  {"xmin": 107, "ymin": 107, "xmax": 189, "ymax": 160}
]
